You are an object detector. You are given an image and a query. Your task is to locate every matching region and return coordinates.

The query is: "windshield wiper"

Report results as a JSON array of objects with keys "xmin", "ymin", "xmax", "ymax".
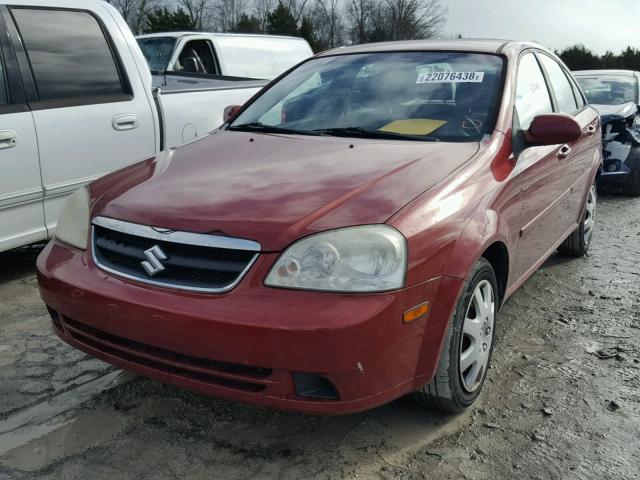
[
  {"xmin": 228, "ymin": 122, "xmax": 322, "ymax": 136},
  {"xmin": 313, "ymin": 127, "xmax": 439, "ymax": 142}
]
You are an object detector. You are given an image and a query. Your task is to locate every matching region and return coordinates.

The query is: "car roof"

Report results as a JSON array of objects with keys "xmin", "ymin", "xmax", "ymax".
[
  {"xmin": 574, "ymin": 69, "xmax": 640, "ymax": 77},
  {"xmin": 136, "ymin": 32, "xmax": 305, "ymax": 41},
  {"xmin": 317, "ymin": 39, "xmax": 551, "ymax": 57}
]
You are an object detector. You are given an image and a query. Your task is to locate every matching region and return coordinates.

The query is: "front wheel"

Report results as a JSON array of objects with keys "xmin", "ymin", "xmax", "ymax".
[
  {"xmin": 414, "ymin": 257, "xmax": 497, "ymax": 412},
  {"xmin": 559, "ymin": 183, "xmax": 597, "ymax": 257}
]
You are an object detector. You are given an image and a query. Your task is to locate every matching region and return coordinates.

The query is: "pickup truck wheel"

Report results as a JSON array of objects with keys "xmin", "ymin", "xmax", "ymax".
[
  {"xmin": 414, "ymin": 258, "xmax": 497, "ymax": 412},
  {"xmin": 622, "ymin": 166, "xmax": 640, "ymax": 196},
  {"xmin": 559, "ymin": 183, "xmax": 596, "ymax": 257}
]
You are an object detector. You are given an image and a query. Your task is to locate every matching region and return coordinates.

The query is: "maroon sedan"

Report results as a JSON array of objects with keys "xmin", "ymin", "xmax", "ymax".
[{"xmin": 38, "ymin": 40, "xmax": 601, "ymax": 414}]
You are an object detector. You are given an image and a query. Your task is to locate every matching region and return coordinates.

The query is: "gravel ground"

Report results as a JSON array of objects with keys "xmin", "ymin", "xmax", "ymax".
[{"xmin": 0, "ymin": 194, "xmax": 638, "ymax": 480}]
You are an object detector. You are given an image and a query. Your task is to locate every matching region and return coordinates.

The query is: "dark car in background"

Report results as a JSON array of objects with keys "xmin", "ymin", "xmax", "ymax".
[{"xmin": 574, "ymin": 70, "xmax": 640, "ymax": 195}]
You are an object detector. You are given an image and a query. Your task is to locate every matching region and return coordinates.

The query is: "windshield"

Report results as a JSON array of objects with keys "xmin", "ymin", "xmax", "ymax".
[
  {"xmin": 137, "ymin": 37, "xmax": 176, "ymax": 72},
  {"xmin": 230, "ymin": 52, "xmax": 505, "ymax": 142},
  {"xmin": 575, "ymin": 75, "xmax": 638, "ymax": 105}
]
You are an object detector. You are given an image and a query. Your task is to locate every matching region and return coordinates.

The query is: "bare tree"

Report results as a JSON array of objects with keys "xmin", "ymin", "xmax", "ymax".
[
  {"xmin": 178, "ymin": 0, "xmax": 214, "ymax": 30},
  {"xmin": 312, "ymin": 0, "xmax": 344, "ymax": 48},
  {"xmin": 347, "ymin": 0, "xmax": 371, "ymax": 44},
  {"xmin": 253, "ymin": 0, "xmax": 275, "ymax": 31},
  {"xmin": 280, "ymin": 0, "xmax": 310, "ymax": 22},
  {"xmin": 384, "ymin": 0, "xmax": 446, "ymax": 40},
  {"xmin": 214, "ymin": 0, "xmax": 249, "ymax": 30},
  {"xmin": 108, "ymin": 0, "xmax": 160, "ymax": 34}
]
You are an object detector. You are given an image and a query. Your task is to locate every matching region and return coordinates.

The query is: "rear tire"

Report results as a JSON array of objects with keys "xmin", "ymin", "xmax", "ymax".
[
  {"xmin": 559, "ymin": 183, "xmax": 596, "ymax": 257},
  {"xmin": 414, "ymin": 258, "xmax": 497, "ymax": 412},
  {"xmin": 622, "ymin": 167, "xmax": 640, "ymax": 196}
]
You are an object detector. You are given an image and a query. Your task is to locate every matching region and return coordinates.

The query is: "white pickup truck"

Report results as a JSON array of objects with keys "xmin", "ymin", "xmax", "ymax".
[{"xmin": 0, "ymin": 0, "xmax": 270, "ymax": 252}]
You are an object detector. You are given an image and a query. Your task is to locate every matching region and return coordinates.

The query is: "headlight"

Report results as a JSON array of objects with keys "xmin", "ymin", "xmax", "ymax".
[
  {"xmin": 55, "ymin": 186, "xmax": 90, "ymax": 250},
  {"xmin": 265, "ymin": 225, "xmax": 407, "ymax": 292},
  {"xmin": 628, "ymin": 116, "xmax": 640, "ymax": 143}
]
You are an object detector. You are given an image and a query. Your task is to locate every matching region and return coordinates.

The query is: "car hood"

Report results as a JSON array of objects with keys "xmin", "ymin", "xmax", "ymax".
[
  {"xmin": 93, "ymin": 131, "xmax": 479, "ymax": 251},
  {"xmin": 593, "ymin": 102, "xmax": 638, "ymax": 125}
]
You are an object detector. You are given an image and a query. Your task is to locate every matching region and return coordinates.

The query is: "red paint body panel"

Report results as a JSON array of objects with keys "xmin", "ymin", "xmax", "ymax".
[
  {"xmin": 93, "ymin": 133, "xmax": 479, "ymax": 251},
  {"xmin": 37, "ymin": 40, "xmax": 603, "ymax": 414},
  {"xmin": 38, "ymin": 241, "xmax": 463, "ymax": 414}
]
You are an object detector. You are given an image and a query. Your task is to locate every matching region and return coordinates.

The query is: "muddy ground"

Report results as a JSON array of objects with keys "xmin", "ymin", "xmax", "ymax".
[{"xmin": 0, "ymin": 194, "xmax": 639, "ymax": 480}]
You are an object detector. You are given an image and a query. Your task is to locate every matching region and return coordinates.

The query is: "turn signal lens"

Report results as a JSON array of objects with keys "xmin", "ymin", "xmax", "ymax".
[{"xmin": 403, "ymin": 302, "xmax": 430, "ymax": 323}]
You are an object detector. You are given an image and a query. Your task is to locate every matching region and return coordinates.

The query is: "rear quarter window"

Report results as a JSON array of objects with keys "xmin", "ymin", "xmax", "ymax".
[{"xmin": 11, "ymin": 8, "xmax": 127, "ymax": 101}]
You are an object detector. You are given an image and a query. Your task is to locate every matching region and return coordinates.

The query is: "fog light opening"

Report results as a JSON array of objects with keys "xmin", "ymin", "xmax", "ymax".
[
  {"xmin": 293, "ymin": 373, "xmax": 339, "ymax": 400},
  {"xmin": 46, "ymin": 306, "xmax": 64, "ymax": 333},
  {"xmin": 605, "ymin": 160, "xmax": 621, "ymax": 172}
]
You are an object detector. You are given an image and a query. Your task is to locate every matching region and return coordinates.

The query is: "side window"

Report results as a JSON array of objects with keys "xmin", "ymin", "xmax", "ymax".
[
  {"xmin": 11, "ymin": 8, "xmax": 126, "ymax": 101},
  {"xmin": 515, "ymin": 53, "xmax": 553, "ymax": 130},
  {"xmin": 0, "ymin": 48, "xmax": 7, "ymax": 105},
  {"xmin": 569, "ymin": 76, "xmax": 586, "ymax": 109},
  {"xmin": 176, "ymin": 40, "xmax": 218, "ymax": 74},
  {"xmin": 538, "ymin": 54, "xmax": 578, "ymax": 114}
]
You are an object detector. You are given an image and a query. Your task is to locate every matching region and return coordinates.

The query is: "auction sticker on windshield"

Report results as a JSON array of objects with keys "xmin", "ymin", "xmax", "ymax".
[{"xmin": 417, "ymin": 72, "xmax": 485, "ymax": 83}]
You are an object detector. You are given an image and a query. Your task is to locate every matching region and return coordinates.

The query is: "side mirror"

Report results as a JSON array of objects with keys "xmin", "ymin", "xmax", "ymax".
[
  {"xmin": 526, "ymin": 113, "xmax": 582, "ymax": 145},
  {"xmin": 223, "ymin": 105, "xmax": 242, "ymax": 123}
]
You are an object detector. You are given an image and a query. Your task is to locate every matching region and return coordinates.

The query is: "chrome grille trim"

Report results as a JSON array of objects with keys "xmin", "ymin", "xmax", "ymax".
[
  {"xmin": 92, "ymin": 216, "xmax": 261, "ymax": 251},
  {"xmin": 91, "ymin": 216, "xmax": 260, "ymax": 294}
]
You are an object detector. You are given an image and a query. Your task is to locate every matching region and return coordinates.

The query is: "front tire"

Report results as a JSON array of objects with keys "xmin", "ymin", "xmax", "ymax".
[
  {"xmin": 414, "ymin": 258, "xmax": 497, "ymax": 412},
  {"xmin": 559, "ymin": 183, "xmax": 596, "ymax": 257}
]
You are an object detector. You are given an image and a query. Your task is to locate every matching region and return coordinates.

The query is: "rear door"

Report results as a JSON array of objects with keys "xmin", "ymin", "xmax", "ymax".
[
  {"xmin": 0, "ymin": 9, "xmax": 43, "ymax": 252},
  {"xmin": 6, "ymin": 5, "xmax": 156, "ymax": 235}
]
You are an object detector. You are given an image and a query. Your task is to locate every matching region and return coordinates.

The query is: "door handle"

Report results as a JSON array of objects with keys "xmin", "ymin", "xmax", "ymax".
[
  {"xmin": 0, "ymin": 130, "xmax": 17, "ymax": 150},
  {"xmin": 112, "ymin": 114, "xmax": 138, "ymax": 131},
  {"xmin": 557, "ymin": 144, "xmax": 571, "ymax": 160},
  {"xmin": 586, "ymin": 125, "xmax": 597, "ymax": 136}
]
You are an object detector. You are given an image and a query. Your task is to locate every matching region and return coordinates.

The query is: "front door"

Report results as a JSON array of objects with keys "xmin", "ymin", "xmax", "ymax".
[
  {"xmin": 0, "ymin": 13, "xmax": 43, "ymax": 252},
  {"xmin": 6, "ymin": 5, "xmax": 157, "ymax": 235},
  {"xmin": 512, "ymin": 52, "xmax": 576, "ymax": 281}
]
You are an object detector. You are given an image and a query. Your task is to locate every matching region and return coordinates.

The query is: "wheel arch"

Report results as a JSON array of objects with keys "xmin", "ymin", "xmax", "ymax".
[
  {"xmin": 480, "ymin": 241, "xmax": 509, "ymax": 308},
  {"xmin": 444, "ymin": 205, "xmax": 513, "ymax": 308}
]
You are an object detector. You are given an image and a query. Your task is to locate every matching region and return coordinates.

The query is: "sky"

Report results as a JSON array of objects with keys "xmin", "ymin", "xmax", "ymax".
[{"xmin": 442, "ymin": 0, "xmax": 640, "ymax": 54}]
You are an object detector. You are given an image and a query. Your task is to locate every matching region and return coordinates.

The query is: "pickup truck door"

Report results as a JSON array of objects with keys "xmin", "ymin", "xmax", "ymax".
[
  {"xmin": 5, "ymin": 4, "xmax": 157, "ymax": 235},
  {"xmin": 0, "ymin": 12, "xmax": 44, "ymax": 252}
]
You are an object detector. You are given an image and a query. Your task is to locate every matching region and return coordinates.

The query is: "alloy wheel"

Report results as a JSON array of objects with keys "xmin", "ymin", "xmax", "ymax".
[
  {"xmin": 459, "ymin": 279, "xmax": 495, "ymax": 393},
  {"xmin": 584, "ymin": 185, "xmax": 597, "ymax": 245}
]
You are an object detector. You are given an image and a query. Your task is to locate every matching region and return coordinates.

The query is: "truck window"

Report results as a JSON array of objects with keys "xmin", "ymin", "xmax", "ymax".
[
  {"xmin": 10, "ymin": 8, "xmax": 127, "ymax": 101},
  {"xmin": 175, "ymin": 40, "xmax": 218, "ymax": 75},
  {"xmin": 0, "ymin": 48, "xmax": 7, "ymax": 105},
  {"xmin": 137, "ymin": 37, "xmax": 177, "ymax": 72}
]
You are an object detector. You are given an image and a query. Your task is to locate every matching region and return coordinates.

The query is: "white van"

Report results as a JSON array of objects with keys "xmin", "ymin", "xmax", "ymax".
[{"xmin": 136, "ymin": 32, "xmax": 313, "ymax": 79}]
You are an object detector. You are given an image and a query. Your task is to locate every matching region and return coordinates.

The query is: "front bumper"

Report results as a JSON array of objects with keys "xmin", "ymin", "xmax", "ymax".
[{"xmin": 37, "ymin": 240, "xmax": 463, "ymax": 414}]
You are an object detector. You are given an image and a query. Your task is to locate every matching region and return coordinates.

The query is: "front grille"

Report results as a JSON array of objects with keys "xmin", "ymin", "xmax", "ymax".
[{"xmin": 91, "ymin": 217, "xmax": 259, "ymax": 292}]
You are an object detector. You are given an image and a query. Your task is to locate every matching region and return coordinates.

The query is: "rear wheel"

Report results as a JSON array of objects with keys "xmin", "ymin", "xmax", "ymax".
[
  {"xmin": 559, "ymin": 183, "xmax": 596, "ymax": 257},
  {"xmin": 414, "ymin": 258, "xmax": 497, "ymax": 412},
  {"xmin": 622, "ymin": 167, "xmax": 640, "ymax": 196}
]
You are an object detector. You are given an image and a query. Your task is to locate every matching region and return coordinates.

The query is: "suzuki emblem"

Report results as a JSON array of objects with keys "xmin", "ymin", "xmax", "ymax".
[{"xmin": 141, "ymin": 245, "xmax": 167, "ymax": 277}]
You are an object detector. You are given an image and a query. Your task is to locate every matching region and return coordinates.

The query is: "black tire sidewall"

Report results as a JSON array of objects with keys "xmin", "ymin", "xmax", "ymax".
[{"xmin": 447, "ymin": 258, "xmax": 498, "ymax": 408}]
